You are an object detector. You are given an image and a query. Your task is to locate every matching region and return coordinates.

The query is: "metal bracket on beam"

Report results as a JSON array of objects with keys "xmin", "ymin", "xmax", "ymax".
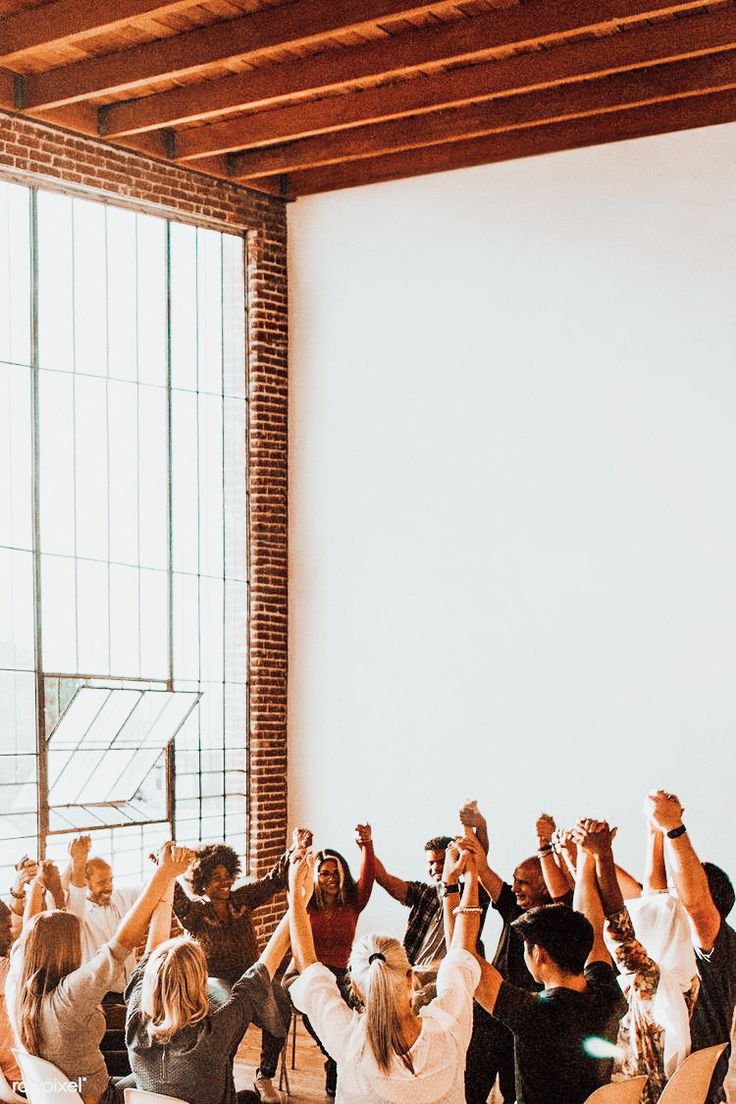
[
  {"xmin": 165, "ymin": 129, "xmax": 176, "ymax": 159},
  {"xmin": 97, "ymin": 105, "xmax": 109, "ymax": 136},
  {"xmin": 279, "ymin": 174, "xmax": 289, "ymax": 197},
  {"xmin": 226, "ymin": 153, "xmax": 237, "ymax": 177},
  {"xmin": 13, "ymin": 76, "xmax": 24, "ymax": 110}
]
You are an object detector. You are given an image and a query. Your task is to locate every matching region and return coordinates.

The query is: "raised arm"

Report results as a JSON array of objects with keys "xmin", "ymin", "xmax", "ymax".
[
  {"xmin": 441, "ymin": 840, "xmax": 482, "ymax": 953},
  {"xmin": 258, "ymin": 911, "xmax": 291, "ymax": 979},
  {"xmin": 288, "ymin": 853, "xmax": 317, "ymax": 974},
  {"xmin": 353, "ymin": 823, "xmax": 376, "ymax": 911},
  {"xmin": 115, "ymin": 843, "xmax": 193, "ymax": 951},
  {"xmin": 372, "ymin": 847, "xmax": 410, "ymax": 905},
  {"xmin": 572, "ymin": 823, "xmax": 612, "ymax": 967},
  {"xmin": 575, "ymin": 821, "xmax": 623, "ymax": 916},
  {"xmin": 647, "ymin": 789, "xmax": 721, "ymax": 950},
  {"xmin": 643, "ymin": 818, "xmax": 667, "ymax": 894},
  {"xmin": 536, "ymin": 813, "xmax": 571, "ymax": 900},
  {"xmin": 453, "ymin": 830, "xmax": 503, "ymax": 905},
  {"xmin": 146, "ymin": 844, "xmax": 196, "ymax": 952},
  {"xmin": 459, "ymin": 800, "xmax": 490, "ymax": 855},
  {"xmin": 23, "ymin": 862, "xmax": 55, "ymax": 927}
]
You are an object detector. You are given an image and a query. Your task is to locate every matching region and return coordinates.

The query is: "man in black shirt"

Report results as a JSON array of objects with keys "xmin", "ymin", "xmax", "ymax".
[
  {"xmin": 460, "ymin": 824, "xmax": 555, "ymax": 1104},
  {"xmin": 473, "ymin": 845, "xmax": 627, "ymax": 1104}
]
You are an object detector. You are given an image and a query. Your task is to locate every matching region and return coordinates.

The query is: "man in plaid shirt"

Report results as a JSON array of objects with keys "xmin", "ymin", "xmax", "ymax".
[{"xmin": 373, "ymin": 802, "xmax": 490, "ymax": 987}]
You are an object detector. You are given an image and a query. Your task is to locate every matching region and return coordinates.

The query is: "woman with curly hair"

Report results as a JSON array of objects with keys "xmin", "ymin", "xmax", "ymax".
[{"xmin": 173, "ymin": 830, "xmax": 311, "ymax": 1104}]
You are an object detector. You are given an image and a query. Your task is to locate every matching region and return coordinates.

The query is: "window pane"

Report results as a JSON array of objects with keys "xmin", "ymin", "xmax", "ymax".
[
  {"xmin": 37, "ymin": 191, "xmax": 74, "ymax": 372},
  {"xmin": 108, "ymin": 381, "xmax": 139, "ymax": 566},
  {"xmin": 73, "ymin": 198, "xmax": 108, "ymax": 377},
  {"xmin": 139, "ymin": 568, "xmax": 168, "ymax": 681},
  {"xmin": 107, "ymin": 206, "xmax": 137, "ymax": 382},
  {"xmin": 138, "ymin": 385, "xmax": 168, "ymax": 570},
  {"xmin": 76, "ymin": 558, "xmax": 110, "ymax": 675},
  {"xmin": 0, "ymin": 363, "xmax": 33, "ymax": 551},
  {"xmin": 223, "ymin": 397, "xmax": 246, "ymax": 582},
  {"xmin": 198, "ymin": 393, "xmax": 224, "ymax": 579},
  {"xmin": 0, "ymin": 671, "xmax": 35, "ymax": 754},
  {"xmin": 170, "ymin": 223, "xmax": 197, "ymax": 391},
  {"xmin": 224, "ymin": 579, "xmax": 246, "ymax": 685},
  {"xmin": 222, "ymin": 232, "xmax": 245, "ymax": 400},
  {"xmin": 199, "ymin": 682, "xmax": 223, "ymax": 752},
  {"xmin": 0, "ymin": 181, "xmax": 31, "ymax": 368},
  {"xmin": 39, "ymin": 371, "xmax": 75, "ymax": 556},
  {"xmin": 173, "ymin": 572, "xmax": 199, "ymax": 682},
  {"xmin": 197, "ymin": 229, "xmax": 223, "ymax": 396},
  {"xmin": 137, "ymin": 215, "xmax": 167, "ymax": 386},
  {"xmin": 224, "ymin": 682, "xmax": 246, "ymax": 750},
  {"xmin": 171, "ymin": 390, "xmax": 198, "ymax": 573},
  {"xmin": 0, "ymin": 549, "xmax": 35, "ymax": 671},
  {"xmin": 75, "ymin": 375, "xmax": 109, "ymax": 562},
  {"xmin": 109, "ymin": 564, "xmax": 140, "ymax": 677},
  {"xmin": 199, "ymin": 576, "xmax": 223, "ymax": 683}
]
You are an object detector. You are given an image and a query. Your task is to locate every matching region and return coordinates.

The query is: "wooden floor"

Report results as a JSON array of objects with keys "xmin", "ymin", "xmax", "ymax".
[
  {"xmin": 235, "ymin": 1015, "xmax": 331, "ymax": 1103},
  {"xmin": 233, "ymin": 1015, "xmax": 504, "ymax": 1103}
]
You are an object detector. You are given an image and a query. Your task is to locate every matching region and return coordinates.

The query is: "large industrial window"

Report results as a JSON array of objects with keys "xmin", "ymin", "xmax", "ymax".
[{"xmin": 0, "ymin": 180, "xmax": 247, "ymax": 888}]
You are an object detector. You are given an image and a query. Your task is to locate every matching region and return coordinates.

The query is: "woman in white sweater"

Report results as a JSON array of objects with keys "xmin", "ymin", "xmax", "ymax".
[{"xmin": 288, "ymin": 842, "xmax": 481, "ymax": 1104}]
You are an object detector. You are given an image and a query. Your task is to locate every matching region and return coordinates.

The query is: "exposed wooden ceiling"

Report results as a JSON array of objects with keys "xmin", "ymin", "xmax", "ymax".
[{"xmin": 2, "ymin": 0, "xmax": 736, "ymax": 198}]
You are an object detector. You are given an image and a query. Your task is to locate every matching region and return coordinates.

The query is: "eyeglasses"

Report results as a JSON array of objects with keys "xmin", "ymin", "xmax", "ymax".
[{"xmin": 318, "ymin": 869, "xmax": 340, "ymax": 880}]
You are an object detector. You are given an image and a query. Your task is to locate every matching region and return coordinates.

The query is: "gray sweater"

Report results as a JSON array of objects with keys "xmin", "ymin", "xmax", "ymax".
[
  {"xmin": 7, "ymin": 937, "xmax": 128, "ymax": 1103},
  {"xmin": 125, "ymin": 959, "xmax": 273, "ymax": 1104}
]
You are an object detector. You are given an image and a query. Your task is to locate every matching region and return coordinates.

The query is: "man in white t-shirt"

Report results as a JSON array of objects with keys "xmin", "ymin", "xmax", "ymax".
[{"xmin": 66, "ymin": 836, "xmax": 140, "ymax": 992}]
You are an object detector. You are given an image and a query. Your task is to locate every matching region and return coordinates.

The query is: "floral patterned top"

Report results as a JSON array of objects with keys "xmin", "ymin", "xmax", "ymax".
[{"xmin": 606, "ymin": 907, "xmax": 699, "ymax": 1104}]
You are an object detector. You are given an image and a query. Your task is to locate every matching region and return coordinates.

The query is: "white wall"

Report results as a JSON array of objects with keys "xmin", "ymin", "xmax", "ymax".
[{"xmin": 287, "ymin": 123, "xmax": 736, "ymax": 942}]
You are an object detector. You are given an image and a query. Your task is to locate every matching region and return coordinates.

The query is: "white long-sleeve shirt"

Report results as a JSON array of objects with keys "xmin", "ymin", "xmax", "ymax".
[{"xmin": 291, "ymin": 948, "xmax": 480, "ymax": 1104}]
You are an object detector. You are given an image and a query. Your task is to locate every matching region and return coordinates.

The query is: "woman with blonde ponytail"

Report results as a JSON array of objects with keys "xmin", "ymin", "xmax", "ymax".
[{"xmin": 288, "ymin": 845, "xmax": 482, "ymax": 1103}]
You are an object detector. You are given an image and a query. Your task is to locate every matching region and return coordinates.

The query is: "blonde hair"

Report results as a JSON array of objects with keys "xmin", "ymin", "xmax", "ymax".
[
  {"xmin": 139, "ymin": 935, "xmax": 210, "ymax": 1043},
  {"xmin": 349, "ymin": 934, "xmax": 415, "ymax": 1075},
  {"xmin": 16, "ymin": 911, "xmax": 82, "ymax": 1054}
]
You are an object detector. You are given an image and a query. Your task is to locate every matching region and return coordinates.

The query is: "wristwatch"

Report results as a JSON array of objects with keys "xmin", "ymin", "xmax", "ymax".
[{"xmin": 440, "ymin": 882, "xmax": 460, "ymax": 897}]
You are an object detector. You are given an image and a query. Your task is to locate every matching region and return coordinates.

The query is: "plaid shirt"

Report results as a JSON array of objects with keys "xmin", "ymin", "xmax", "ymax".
[
  {"xmin": 403, "ymin": 881, "xmax": 443, "ymax": 965},
  {"xmin": 403, "ymin": 880, "xmax": 490, "ymax": 965}
]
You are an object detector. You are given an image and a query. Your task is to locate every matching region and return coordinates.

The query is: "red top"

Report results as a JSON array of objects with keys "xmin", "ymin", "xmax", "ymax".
[{"xmin": 308, "ymin": 842, "xmax": 376, "ymax": 969}]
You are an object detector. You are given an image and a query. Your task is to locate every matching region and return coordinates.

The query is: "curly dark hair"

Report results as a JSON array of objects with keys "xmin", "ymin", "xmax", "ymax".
[
  {"xmin": 424, "ymin": 835, "xmax": 453, "ymax": 853},
  {"xmin": 190, "ymin": 843, "xmax": 241, "ymax": 897}
]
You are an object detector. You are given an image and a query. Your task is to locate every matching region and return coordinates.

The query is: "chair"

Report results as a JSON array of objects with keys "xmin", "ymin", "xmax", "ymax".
[
  {"xmin": 11, "ymin": 1051, "xmax": 83, "ymax": 1102},
  {"xmin": 656, "ymin": 1043, "xmax": 728, "ymax": 1104},
  {"xmin": 0, "ymin": 1065, "xmax": 25, "ymax": 1104},
  {"xmin": 584, "ymin": 1075, "xmax": 647, "ymax": 1103},
  {"xmin": 124, "ymin": 1092, "xmax": 189, "ymax": 1104}
]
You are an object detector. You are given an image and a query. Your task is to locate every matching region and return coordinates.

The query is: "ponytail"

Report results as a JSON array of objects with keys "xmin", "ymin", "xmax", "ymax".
[{"xmin": 349, "ymin": 934, "xmax": 415, "ymax": 1075}]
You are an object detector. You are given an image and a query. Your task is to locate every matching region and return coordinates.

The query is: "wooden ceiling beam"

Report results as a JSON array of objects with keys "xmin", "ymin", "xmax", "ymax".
[
  {"xmin": 280, "ymin": 87, "xmax": 736, "ymax": 195},
  {"xmin": 228, "ymin": 50, "xmax": 736, "ymax": 178},
  {"xmin": 0, "ymin": 1, "xmax": 198, "ymax": 64},
  {"xmin": 19, "ymin": 0, "xmax": 459, "ymax": 110},
  {"xmin": 28, "ymin": 0, "xmax": 708, "ymax": 115},
  {"xmin": 0, "ymin": 67, "xmax": 18, "ymax": 109},
  {"xmin": 174, "ymin": 6, "xmax": 736, "ymax": 160}
]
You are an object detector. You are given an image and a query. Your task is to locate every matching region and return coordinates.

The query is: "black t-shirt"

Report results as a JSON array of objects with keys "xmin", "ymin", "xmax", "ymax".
[
  {"xmin": 491, "ymin": 882, "xmax": 542, "ymax": 990},
  {"xmin": 690, "ymin": 920, "xmax": 736, "ymax": 1104},
  {"xmin": 493, "ymin": 960, "xmax": 628, "ymax": 1104}
]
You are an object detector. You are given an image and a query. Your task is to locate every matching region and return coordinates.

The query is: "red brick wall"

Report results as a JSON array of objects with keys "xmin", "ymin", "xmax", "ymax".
[{"xmin": 0, "ymin": 110, "xmax": 289, "ymax": 935}]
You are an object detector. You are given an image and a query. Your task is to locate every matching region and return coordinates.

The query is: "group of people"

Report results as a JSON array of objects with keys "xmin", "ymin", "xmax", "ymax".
[{"xmin": 0, "ymin": 789, "xmax": 732, "ymax": 1104}]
